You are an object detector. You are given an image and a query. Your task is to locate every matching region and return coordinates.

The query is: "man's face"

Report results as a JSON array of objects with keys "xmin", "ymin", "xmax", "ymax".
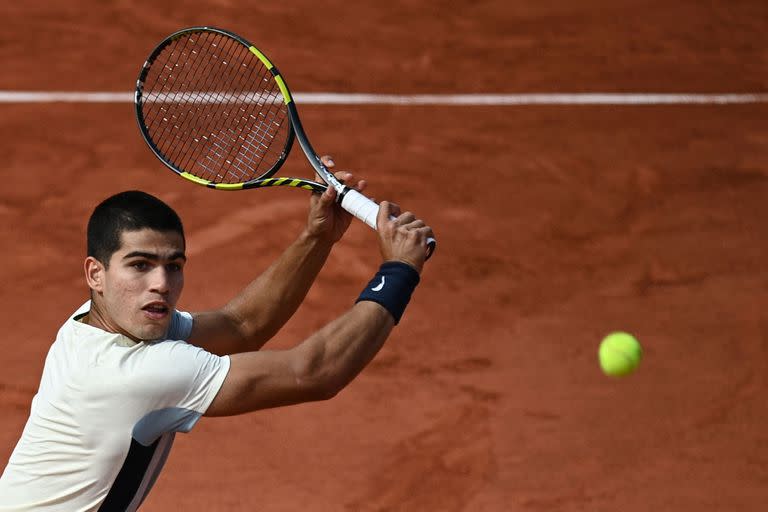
[{"xmin": 88, "ymin": 228, "xmax": 186, "ymax": 341}]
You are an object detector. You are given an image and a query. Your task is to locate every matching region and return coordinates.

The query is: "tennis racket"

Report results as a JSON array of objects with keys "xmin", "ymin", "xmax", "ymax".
[{"xmin": 135, "ymin": 26, "xmax": 435, "ymax": 259}]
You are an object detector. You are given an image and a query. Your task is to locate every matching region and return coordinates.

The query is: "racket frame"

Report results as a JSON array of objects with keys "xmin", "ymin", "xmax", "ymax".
[
  {"xmin": 134, "ymin": 26, "xmax": 321, "ymax": 193},
  {"xmin": 135, "ymin": 26, "xmax": 434, "ymax": 257}
]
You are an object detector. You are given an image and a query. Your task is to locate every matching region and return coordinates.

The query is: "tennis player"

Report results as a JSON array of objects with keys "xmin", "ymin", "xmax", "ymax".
[{"xmin": 0, "ymin": 161, "xmax": 432, "ymax": 511}]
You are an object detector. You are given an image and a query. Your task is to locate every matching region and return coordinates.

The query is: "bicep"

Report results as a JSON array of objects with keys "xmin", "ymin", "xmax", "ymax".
[{"xmin": 204, "ymin": 347, "xmax": 327, "ymax": 417}]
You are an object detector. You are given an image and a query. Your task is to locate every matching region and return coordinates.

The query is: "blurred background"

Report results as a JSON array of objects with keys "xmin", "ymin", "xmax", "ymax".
[{"xmin": 1, "ymin": 1, "xmax": 767, "ymax": 510}]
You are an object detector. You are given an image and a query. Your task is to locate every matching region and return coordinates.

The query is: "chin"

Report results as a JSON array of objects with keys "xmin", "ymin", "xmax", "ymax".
[{"xmin": 136, "ymin": 324, "xmax": 169, "ymax": 342}]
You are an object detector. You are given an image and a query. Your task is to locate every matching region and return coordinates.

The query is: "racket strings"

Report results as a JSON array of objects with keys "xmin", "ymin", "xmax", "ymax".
[
  {"xmin": 145, "ymin": 32, "xmax": 220, "ymax": 159},
  {"xmin": 143, "ymin": 32, "xmax": 227, "ymax": 171},
  {"xmin": 224, "ymin": 62, "xmax": 286, "ymax": 180},
  {"xmin": 175, "ymin": 34, "xmax": 253, "ymax": 181},
  {"xmin": 140, "ymin": 31, "xmax": 291, "ymax": 183},
  {"xmin": 149, "ymin": 33, "xmax": 279, "ymax": 181},
  {"xmin": 148, "ymin": 34, "xmax": 246, "ymax": 170},
  {"xmin": 153, "ymin": 33, "xmax": 222, "ymax": 175}
]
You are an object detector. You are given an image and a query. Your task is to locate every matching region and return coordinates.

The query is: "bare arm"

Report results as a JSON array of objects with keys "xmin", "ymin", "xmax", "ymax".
[
  {"xmin": 189, "ymin": 231, "xmax": 334, "ymax": 356},
  {"xmin": 204, "ymin": 201, "xmax": 433, "ymax": 416},
  {"xmin": 205, "ymin": 301, "xmax": 393, "ymax": 415},
  {"xmin": 189, "ymin": 158, "xmax": 366, "ymax": 356}
]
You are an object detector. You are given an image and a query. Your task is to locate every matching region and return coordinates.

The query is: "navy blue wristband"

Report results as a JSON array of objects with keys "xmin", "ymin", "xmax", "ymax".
[{"xmin": 356, "ymin": 261, "xmax": 421, "ymax": 324}]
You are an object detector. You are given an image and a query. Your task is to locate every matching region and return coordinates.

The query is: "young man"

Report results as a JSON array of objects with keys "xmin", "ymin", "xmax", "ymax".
[{"xmin": 0, "ymin": 163, "xmax": 433, "ymax": 511}]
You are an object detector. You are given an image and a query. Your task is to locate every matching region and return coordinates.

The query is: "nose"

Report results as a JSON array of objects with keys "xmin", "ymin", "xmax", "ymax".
[{"xmin": 149, "ymin": 266, "xmax": 171, "ymax": 295}]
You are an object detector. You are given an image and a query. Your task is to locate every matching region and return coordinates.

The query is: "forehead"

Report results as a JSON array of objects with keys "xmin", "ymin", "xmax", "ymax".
[{"xmin": 116, "ymin": 228, "xmax": 185, "ymax": 256}]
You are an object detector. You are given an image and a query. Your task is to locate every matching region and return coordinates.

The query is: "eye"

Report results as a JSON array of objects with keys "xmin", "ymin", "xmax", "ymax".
[
  {"xmin": 131, "ymin": 261, "xmax": 150, "ymax": 272},
  {"xmin": 166, "ymin": 263, "xmax": 183, "ymax": 272}
]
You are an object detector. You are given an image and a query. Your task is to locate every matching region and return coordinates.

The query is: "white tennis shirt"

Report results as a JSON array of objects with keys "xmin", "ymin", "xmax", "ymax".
[{"xmin": 0, "ymin": 302, "xmax": 230, "ymax": 511}]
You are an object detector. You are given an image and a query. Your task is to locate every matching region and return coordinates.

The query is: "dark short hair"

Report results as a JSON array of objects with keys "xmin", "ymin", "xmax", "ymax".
[{"xmin": 87, "ymin": 190, "xmax": 185, "ymax": 266}]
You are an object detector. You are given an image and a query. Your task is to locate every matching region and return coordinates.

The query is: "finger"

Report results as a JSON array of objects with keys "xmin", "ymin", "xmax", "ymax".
[
  {"xmin": 386, "ymin": 202, "xmax": 402, "ymax": 218},
  {"xmin": 333, "ymin": 171, "xmax": 353, "ymax": 184},
  {"xmin": 332, "ymin": 171, "xmax": 366, "ymax": 192},
  {"xmin": 404, "ymin": 226, "xmax": 434, "ymax": 251},
  {"xmin": 401, "ymin": 219, "xmax": 426, "ymax": 230},
  {"xmin": 377, "ymin": 200, "xmax": 396, "ymax": 229},
  {"xmin": 320, "ymin": 185, "xmax": 336, "ymax": 205},
  {"xmin": 413, "ymin": 225, "xmax": 433, "ymax": 239},
  {"xmin": 394, "ymin": 211, "xmax": 416, "ymax": 226},
  {"xmin": 317, "ymin": 156, "xmax": 336, "ymax": 183}
]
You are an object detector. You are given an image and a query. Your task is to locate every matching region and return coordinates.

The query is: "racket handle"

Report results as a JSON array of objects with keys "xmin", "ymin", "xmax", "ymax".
[
  {"xmin": 339, "ymin": 188, "xmax": 436, "ymax": 260},
  {"xmin": 339, "ymin": 188, "xmax": 379, "ymax": 229}
]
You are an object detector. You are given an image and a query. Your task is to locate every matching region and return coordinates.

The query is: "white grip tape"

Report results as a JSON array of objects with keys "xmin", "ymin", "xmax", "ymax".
[
  {"xmin": 340, "ymin": 188, "xmax": 379, "ymax": 229},
  {"xmin": 339, "ymin": 188, "xmax": 437, "ymax": 259}
]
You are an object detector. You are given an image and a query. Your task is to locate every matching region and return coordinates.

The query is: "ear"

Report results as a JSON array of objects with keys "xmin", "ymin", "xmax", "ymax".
[{"xmin": 84, "ymin": 256, "xmax": 106, "ymax": 293}]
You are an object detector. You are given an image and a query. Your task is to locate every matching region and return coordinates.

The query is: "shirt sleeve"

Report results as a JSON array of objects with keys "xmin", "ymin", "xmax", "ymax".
[
  {"xmin": 165, "ymin": 308, "xmax": 193, "ymax": 341},
  {"xmin": 131, "ymin": 341, "xmax": 230, "ymax": 445},
  {"xmin": 144, "ymin": 339, "xmax": 230, "ymax": 414},
  {"xmin": 173, "ymin": 342, "xmax": 230, "ymax": 414}
]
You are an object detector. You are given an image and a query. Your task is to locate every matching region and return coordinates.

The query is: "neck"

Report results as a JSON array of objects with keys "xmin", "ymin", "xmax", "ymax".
[
  {"xmin": 85, "ymin": 298, "xmax": 138, "ymax": 341},
  {"xmin": 84, "ymin": 301, "xmax": 110, "ymax": 331}
]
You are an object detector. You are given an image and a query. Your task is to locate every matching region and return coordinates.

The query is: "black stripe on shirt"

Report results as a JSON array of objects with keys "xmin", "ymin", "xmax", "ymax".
[{"xmin": 98, "ymin": 438, "xmax": 159, "ymax": 511}]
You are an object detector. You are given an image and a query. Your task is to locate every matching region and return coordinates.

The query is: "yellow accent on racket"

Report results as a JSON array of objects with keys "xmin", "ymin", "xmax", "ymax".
[
  {"xmin": 274, "ymin": 75, "xmax": 292, "ymax": 104},
  {"xmin": 214, "ymin": 183, "xmax": 245, "ymax": 190},
  {"xmin": 181, "ymin": 172, "xmax": 211, "ymax": 186},
  {"xmin": 248, "ymin": 45, "xmax": 291, "ymax": 103},
  {"xmin": 248, "ymin": 46, "xmax": 274, "ymax": 69}
]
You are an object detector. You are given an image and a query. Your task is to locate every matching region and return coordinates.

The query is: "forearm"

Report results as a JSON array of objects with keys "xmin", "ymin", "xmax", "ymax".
[
  {"xmin": 203, "ymin": 300, "xmax": 395, "ymax": 417},
  {"xmin": 223, "ymin": 229, "xmax": 334, "ymax": 348},
  {"xmin": 202, "ymin": 202, "xmax": 433, "ymax": 417},
  {"xmin": 293, "ymin": 301, "xmax": 395, "ymax": 397}
]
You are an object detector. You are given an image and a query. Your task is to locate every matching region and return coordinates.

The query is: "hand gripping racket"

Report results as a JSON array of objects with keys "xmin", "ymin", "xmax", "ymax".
[{"xmin": 135, "ymin": 26, "xmax": 435, "ymax": 259}]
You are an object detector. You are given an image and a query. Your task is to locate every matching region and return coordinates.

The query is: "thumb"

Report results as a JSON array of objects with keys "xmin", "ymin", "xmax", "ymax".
[{"xmin": 320, "ymin": 186, "xmax": 336, "ymax": 206}]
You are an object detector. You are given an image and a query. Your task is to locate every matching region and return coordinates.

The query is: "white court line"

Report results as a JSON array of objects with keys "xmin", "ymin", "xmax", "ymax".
[{"xmin": 0, "ymin": 91, "xmax": 766, "ymax": 105}]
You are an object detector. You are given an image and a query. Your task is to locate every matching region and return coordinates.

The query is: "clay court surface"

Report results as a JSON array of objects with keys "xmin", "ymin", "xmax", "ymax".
[{"xmin": 1, "ymin": 1, "xmax": 767, "ymax": 510}]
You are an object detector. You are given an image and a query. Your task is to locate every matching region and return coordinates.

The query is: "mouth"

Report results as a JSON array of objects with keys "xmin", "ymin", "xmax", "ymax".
[{"xmin": 141, "ymin": 302, "xmax": 170, "ymax": 321}]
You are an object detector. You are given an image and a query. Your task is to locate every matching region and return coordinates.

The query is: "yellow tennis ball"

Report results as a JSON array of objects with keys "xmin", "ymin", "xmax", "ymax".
[{"xmin": 598, "ymin": 332, "xmax": 642, "ymax": 377}]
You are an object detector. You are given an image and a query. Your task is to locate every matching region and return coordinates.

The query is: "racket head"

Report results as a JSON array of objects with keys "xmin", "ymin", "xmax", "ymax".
[{"xmin": 135, "ymin": 27, "xmax": 316, "ymax": 191}]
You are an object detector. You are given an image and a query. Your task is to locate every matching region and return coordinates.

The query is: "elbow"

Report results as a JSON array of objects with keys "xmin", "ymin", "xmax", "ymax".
[
  {"xmin": 301, "ymin": 368, "xmax": 346, "ymax": 402},
  {"xmin": 294, "ymin": 373, "xmax": 343, "ymax": 403},
  {"xmin": 312, "ymin": 380, "xmax": 343, "ymax": 401},
  {"xmin": 292, "ymin": 347, "xmax": 346, "ymax": 402}
]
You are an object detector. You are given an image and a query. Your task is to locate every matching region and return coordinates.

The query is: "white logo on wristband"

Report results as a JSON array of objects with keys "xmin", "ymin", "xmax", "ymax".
[{"xmin": 371, "ymin": 276, "xmax": 386, "ymax": 292}]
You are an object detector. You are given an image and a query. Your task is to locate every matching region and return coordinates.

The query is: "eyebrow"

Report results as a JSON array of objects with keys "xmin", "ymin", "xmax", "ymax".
[{"xmin": 122, "ymin": 251, "xmax": 187, "ymax": 262}]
